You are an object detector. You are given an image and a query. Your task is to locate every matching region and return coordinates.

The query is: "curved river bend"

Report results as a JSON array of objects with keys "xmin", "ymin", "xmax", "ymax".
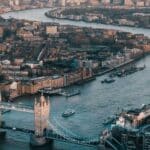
[
  {"xmin": 1, "ymin": 8, "xmax": 150, "ymax": 38},
  {"xmin": 0, "ymin": 8, "xmax": 150, "ymax": 150}
]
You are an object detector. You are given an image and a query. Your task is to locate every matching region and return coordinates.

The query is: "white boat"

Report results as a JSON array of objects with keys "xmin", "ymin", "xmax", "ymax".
[
  {"xmin": 62, "ymin": 109, "xmax": 75, "ymax": 117},
  {"xmin": 59, "ymin": 89, "xmax": 80, "ymax": 97}
]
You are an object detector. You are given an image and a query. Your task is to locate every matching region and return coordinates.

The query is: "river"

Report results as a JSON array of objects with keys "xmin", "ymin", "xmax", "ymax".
[
  {"xmin": 0, "ymin": 8, "xmax": 150, "ymax": 150},
  {"xmin": 1, "ymin": 8, "xmax": 150, "ymax": 38}
]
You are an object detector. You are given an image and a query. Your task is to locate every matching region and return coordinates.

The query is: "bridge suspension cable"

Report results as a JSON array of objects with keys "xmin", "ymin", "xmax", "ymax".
[
  {"xmin": 52, "ymin": 117, "xmax": 99, "ymax": 142},
  {"xmin": 47, "ymin": 120, "xmax": 99, "ymax": 146},
  {"xmin": 51, "ymin": 117, "xmax": 82, "ymax": 138}
]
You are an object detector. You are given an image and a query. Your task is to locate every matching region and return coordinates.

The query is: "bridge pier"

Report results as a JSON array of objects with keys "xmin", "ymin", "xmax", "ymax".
[
  {"xmin": 30, "ymin": 134, "xmax": 47, "ymax": 147},
  {"xmin": 30, "ymin": 95, "xmax": 52, "ymax": 147},
  {"xmin": 0, "ymin": 91, "xmax": 6, "ymax": 139}
]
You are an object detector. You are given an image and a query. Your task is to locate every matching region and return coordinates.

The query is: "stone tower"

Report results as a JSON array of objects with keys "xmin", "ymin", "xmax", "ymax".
[{"xmin": 34, "ymin": 95, "xmax": 50, "ymax": 137}]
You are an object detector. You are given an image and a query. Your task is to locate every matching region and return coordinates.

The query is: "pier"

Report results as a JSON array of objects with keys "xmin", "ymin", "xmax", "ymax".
[
  {"xmin": 39, "ymin": 88, "xmax": 81, "ymax": 97},
  {"xmin": 39, "ymin": 88, "xmax": 62, "ymax": 95}
]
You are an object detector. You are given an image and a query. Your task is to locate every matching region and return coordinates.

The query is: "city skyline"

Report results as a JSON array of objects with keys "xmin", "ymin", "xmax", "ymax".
[{"xmin": 0, "ymin": 0, "xmax": 150, "ymax": 7}]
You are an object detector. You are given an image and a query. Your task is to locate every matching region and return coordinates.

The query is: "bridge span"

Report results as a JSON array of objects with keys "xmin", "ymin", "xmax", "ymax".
[{"xmin": 0, "ymin": 95, "xmax": 104, "ymax": 149}]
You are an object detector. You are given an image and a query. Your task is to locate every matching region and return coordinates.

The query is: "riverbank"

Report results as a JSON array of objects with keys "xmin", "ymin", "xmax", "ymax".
[
  {"xmin": 45, "ymin": 11, "xmax": 140, "ymax": 29},
  {"xmin": 1, "ymin": 8, "xmax": 150, "ymax": 38},
  {"xmin": 95, "ymin": 54, "xmax": 145, "ymax": 77},
  {"xmin": 45, "ymin": 7, "xmax": 150, "ymax": 29},
  {"xmin": 0, "ymin": 8, "xmax": 149, "ymax": 101},
  {"xmin": 6, "ymin": 56, "xmax": 146, "ymax": 101},
  {"xmin": 0, "ymin": 7, "xmax": 143, "ymax": 30},
  {"xmin": 1, "ymin": 6, "xmax": 150, "ymax": 29},
  {"xmin": 0, "ymin": 5, "xmax": 54, "ymax": 15}
]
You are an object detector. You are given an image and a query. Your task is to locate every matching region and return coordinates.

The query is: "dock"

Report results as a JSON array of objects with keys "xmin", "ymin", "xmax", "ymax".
[
  {"xmin": 39, "ymin": 88, "xmax": 62, "ymax": 95},
  {"xmin": 95, "ymin": 57, "xmax": 145, "ymax": 77},
  {"xmin": 39, "ymin": 88, "xmax": 81, "ymax": 97}
]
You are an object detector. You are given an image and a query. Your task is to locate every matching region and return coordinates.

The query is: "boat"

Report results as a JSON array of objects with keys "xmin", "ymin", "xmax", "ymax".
[
  {"xmin": 12, "ymin": 127, "xmax": 16, "ymax": 130},
  {"xmin": 62, "ymin": 109, "xmax": 75, "ymax": 117},
  {"xmin": 137, "ymin": 64, "xmax": 146, "ymax": 71},
  {"xmin": 117, "ymin": 72, "xmax": 124, "ymax": 77},
  {"xmin": 101, "ymin": 78, "xmax": 115, "ymax": 84},
  {"xmin": 59, "ymin": 89, "xmax": 80, "ymax": 97}
]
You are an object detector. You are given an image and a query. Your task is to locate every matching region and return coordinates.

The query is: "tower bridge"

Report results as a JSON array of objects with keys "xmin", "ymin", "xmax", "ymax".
[{"xmin": 0, "ymin": 95, "xmax": 102, "ymax": 148}]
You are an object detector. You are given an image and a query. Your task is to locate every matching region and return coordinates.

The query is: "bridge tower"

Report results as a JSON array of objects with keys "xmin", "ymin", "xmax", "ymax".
[
  {"xmin": 30, "ymin": 94, "xmax": 50, "ymax": 147},
  {"xmin": 34, "ymin": 95, "xmax": 50, "ymax": 136}
]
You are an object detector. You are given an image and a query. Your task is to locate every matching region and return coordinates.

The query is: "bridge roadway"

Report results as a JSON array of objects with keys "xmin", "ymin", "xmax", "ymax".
[
  {"xmin": 0, "ymin": 102, "xmax": 102, "ymax": 148},
  {"xmin": 0, "ymin": 102, "xmax": 33, "ymax": 113},
  {"xmin": 1, "ymin": 125, "xmax": 100, "ymax": 148},
  {"xmin": 46, "ymin": 130, "xmax": 100, "ymax": 148},
  {"xmin": 1, "ymin": 125, "xmax": 34, "ymax": 134}
]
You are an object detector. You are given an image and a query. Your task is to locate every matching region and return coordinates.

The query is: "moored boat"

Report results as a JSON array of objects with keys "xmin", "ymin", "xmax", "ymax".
[
  {"xmin": 66, "ymin": 90, "xmax": 81, "ymax": 97},
  {"xmin": 101, "ymin": 78, "xmax": 115, "ymax": 84}
]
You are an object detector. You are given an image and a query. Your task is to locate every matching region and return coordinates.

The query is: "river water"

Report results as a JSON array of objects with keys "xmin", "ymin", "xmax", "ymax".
[
  {"xmin": 0, "ymin": 8, "xmax": 150, "ymax": 150},
  {"xmin": 1, "ymin": 8, "xmax": 150, "ymax": 38}
]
